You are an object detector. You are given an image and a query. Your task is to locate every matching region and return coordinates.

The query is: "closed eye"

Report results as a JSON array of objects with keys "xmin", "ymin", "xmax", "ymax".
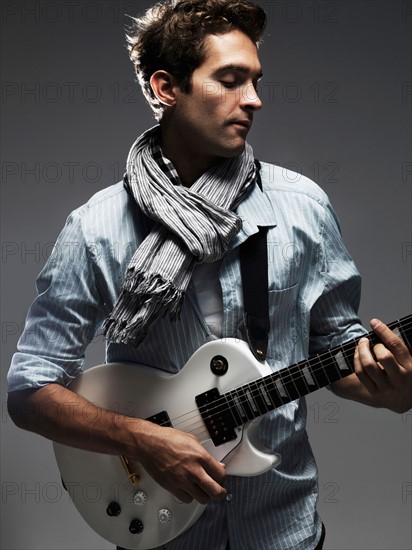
[{"xmin": 220, "ymin": 81, "xmax": 238, "ymax": 88}]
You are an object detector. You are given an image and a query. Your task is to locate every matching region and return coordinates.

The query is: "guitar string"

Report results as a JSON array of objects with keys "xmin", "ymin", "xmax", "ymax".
[
  {"xmin": 171, "ymin": 334, "xmax": 412, "ymax": 439},
  {"xmin": 157, "ymin": 317, "xmax": 412, "ymax": 435},
  {"xmin": 108, "ymin": 318, "xmax": 412, "ymax": 438},
  {"xmin": 153, "ymin": 317, "xmax": 412, "ymax": 437},
  {"xmin": 170, "ymin": 315, "xmax": 412, "ymax": 433}
]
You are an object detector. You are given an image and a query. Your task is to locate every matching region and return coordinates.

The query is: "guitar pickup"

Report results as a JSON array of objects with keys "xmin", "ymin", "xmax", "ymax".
[
  {"xmin": 196, "ymin": 388, "xmax": 237, "ymax": 446},
  {"xmin": 146, "ymin": 411, "xmax": 172, "ymax": 427}
]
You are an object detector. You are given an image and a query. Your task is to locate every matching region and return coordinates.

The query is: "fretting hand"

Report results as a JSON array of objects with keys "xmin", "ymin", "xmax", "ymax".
[{"xmin": 353, "ymin": 318, "xmax": 412, "ymax": 413}]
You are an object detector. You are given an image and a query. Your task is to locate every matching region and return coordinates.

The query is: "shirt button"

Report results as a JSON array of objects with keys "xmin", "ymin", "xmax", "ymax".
[{"xmin": 226, "ymin": 493, "xmax": 233, "ymax": 502}]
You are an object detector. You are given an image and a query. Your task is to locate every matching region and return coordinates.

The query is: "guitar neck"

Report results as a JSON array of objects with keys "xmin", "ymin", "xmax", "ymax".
[{"xmin": 223, "ymin": 315, "xmax": 412, "ymax": 427}]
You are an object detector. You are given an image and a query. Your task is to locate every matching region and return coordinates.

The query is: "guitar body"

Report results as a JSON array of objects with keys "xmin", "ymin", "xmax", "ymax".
[
  {"xmin": 53, "ymin": 339, "xmax": 281, "ymax": 550},
  {"xmin": 52, "ymin": 314, "xmax": 412, "ymax": 548}
]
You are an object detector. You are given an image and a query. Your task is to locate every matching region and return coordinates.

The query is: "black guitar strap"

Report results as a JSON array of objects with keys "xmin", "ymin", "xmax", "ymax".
[
  {"xmin": 239, "ymin": 161, "xmax": 270, "ymax": 361},
  {"xmin": 125, "ymin": 165, "xmax": 271, "ymax": 360}
]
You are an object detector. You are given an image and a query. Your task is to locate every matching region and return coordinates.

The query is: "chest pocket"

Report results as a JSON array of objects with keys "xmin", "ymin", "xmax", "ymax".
[
  {"xmin": 267, "ymin": 284, "xmax": 299, "ymax": 364},
  {"xmin": 267, "ymin": 233, "xmax": 303, "ymax": 289}
]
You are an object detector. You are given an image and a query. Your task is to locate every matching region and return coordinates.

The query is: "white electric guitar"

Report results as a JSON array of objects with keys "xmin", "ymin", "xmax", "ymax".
[{"xmin": 54, "ymin": 315, "xmax": 411, "ymax": 549}]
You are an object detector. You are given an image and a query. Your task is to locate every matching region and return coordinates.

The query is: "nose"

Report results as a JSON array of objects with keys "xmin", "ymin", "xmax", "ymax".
[{"xmin": 241, "ymin": 82, "xmax": 262, "ymax": 111}]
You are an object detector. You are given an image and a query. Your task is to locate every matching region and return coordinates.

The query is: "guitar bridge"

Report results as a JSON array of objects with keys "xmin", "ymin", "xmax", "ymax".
[{"xmin": 196, "ymin": 388, "xmax": 237, "ymax": 446}]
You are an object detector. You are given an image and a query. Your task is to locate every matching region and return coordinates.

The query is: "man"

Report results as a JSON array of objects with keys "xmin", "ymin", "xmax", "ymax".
[{"xmin": 7, "ymin": 1, "xmax": 412, "ymax": 549}]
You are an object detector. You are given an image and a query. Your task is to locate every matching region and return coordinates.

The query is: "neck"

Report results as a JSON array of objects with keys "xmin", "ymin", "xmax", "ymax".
[{"xmin": 159, "ymin": 121, "xmax": 217, "ymax": 188}]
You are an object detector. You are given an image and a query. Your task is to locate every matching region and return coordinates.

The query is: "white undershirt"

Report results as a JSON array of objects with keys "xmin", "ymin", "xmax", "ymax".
[{"xmin": 191, "ymin": 261, "xmax": 223, "ymax": 337}]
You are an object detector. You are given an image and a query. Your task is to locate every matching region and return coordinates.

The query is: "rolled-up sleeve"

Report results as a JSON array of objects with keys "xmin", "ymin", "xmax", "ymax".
[
  {"xmin": 309, "ymin": 201, "xmax": 367, "ymax": 355},
  {"xmin": 8, "ymin": 208, "xmax": 103, "ymax": 391}
]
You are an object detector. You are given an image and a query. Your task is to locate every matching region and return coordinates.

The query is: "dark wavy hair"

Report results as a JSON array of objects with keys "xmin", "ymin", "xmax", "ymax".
[{"xmin": 127, "ymin": 0, "xmax": 266, "ymax": 119}]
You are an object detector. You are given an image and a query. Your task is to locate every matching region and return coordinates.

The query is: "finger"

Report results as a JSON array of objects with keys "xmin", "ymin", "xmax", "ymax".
[
  {"xmin": 370, "ymin": 318, "xmax": 411, "ymax": 368},
  {"xmin": 165, "ymin": 473, "xmax": 215, "ymax": 505},
  {"xmin": 174, "ymin": 489, "xmax": 194, "ymax": 504},
  {"xmin": 372, "ymin": 342, "xmax": 404, "ymax": 382},
  {"xmin": 193, "ymin": 474, "xmax": 226, "ymax": 502},
  {"xmin": 354, "ymin": 340, "xmax": 378, "ymax": 394},
  {"xmin": 162, "ymin": 473, "xmax": 212, "ymax": 505},
  {"xmin": 186, "ymin": 483, "xmax": 212, "ymax": 505},
  {"xmin": 355, "ymin": 338, "xmax": 388, "ymax": 393},
  {"xmin": 202, "ymin": 458, "xmax": 227, "ymax": 485},
  {"xmin": 196, "ymin": 458, "xmax": 226, "ymax": 499}
]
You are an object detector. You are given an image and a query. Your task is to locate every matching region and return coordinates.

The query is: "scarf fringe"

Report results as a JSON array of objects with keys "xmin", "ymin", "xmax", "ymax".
[
  {"xmin": 102, "ymin": 125, "xmax": 256, "ymax": 346},
  {"xmin": 102, "ymin": 272, "xmax": 183, "ymax": 345}
]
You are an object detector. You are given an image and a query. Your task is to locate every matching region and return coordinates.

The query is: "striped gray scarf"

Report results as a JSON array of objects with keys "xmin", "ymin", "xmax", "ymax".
[{"xmin": 103, "ymin": 125, "xmax": 256, "ymax": 346}]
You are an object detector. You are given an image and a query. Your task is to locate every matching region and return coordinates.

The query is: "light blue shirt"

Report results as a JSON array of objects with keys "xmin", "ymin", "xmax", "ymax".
[{"xmin": 8, "ymin": 162, "xmax": 366, "ymax": 550}]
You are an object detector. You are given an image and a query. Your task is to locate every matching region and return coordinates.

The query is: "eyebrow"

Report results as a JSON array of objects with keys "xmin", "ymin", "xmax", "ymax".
[{"xmin": 213, "ymin": 64, "xmax": 263, "ymax": 79}]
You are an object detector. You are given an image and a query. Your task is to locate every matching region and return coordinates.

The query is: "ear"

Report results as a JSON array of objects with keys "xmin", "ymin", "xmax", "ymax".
[{"xmin": 150, "ymin": 70, "xmax": 177, "ymax": 108}]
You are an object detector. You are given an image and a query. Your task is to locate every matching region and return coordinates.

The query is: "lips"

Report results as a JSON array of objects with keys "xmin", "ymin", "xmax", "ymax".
[{"xmin": 229, "ymin": 119, "xmax": 252, "ymax": 129}]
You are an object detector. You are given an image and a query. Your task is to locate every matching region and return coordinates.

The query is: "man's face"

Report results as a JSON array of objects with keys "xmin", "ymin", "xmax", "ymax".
[{"xmin": 170, "ymin": 29, "xmax": 263, "ymax": 164}]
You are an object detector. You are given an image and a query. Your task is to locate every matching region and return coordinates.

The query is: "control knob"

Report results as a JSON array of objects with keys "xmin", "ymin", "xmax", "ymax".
[
  {"xmin": 106, "ymin": 501, "xmax": 121, "ymax": 517},
  {"xmin": 158, "ymin": 508, "xmax": 173, "ymax": 524},
  {"xmin": 129, "ymin": 518, "xmax": 144, "ymax": 534},
  {"xmin": 133, "ymin": 490, "xmax": 148, "ymax": 506}
]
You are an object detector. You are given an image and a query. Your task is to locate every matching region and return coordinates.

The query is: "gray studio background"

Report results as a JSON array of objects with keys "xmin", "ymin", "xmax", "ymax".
[{"xmin": 1, "ymin": 1, "xmax": 411, "ymax": 549}]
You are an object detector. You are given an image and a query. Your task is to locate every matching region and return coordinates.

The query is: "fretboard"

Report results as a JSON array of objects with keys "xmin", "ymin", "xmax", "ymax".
[{"xmin": 224, "ymin": 315, "xmax": 412, "ymax": 427}]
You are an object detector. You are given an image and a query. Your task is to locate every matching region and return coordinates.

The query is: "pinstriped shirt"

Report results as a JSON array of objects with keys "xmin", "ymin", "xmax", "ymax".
[{"xmin": 8, "ymin": 161, "xmax": 366, "ymax": 550}]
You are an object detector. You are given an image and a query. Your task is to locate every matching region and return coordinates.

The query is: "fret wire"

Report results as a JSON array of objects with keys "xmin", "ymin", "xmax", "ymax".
[
  {"xmin": 218, "ymin": 351, "xmax": 348, "ymax": 419},
  {"xmin": 189, "ymin": 316, "xmax": 412, "ymax": 429},
  {"xmin": 204, "ymin": 350, "xmax": 352, "ymax": 422},
  {"xmin": 318, "ymin": 355, "xmax": 328, "ymax": 386},
  {"xmin": 227, "ymin": 315, "xmax": 412, "ymax": 411},
  {"xmin": 171, "ymin": 318, "xmax": 412, "ymax": 434},
  {"xmin": 261, "ymin": 379, "xmax": 274, "ymax": 412},
  {"xmin": 289, "ymin": 365, "xmax": 303, "ymax": 398},
  {"xmin": 223, "ymin": 392, "xmax": 240, "ymax": 427},
  {"xmin": 302, "ymin": 359, "xmax": 318, "ymax": 390},
  {"xmin": 329, "ymin": 348, "xmax": 348, "ymax": 381},
  {"xmin": 264, "ymin": 375, "xmax": 285, "ymax": 409},
  {"xmin": 308, "ymin": 355, "xmax": 325, "ymax": 388},
  {"xmin": 251, "ymin": 380, "xmax": 268, "ymax": 417},
  {"xmin": 341, "ymin": 340, "xmax": 357, "ymax": 368},
  {"xmin": 230, "ymin": 388, "xmax": 248, "ymax": 424},
  {"xmin": 323, "ymin": 349, "xmax": 343, "ymax": 383},
  {"xmin": 277, "ymin": 370, "xmax": 294, "ymax": 402},
  {"xmin": 245, "ymin": 380, "xmax": 262, "ymax": 418},
  {"xmin": 187, "ymin": 354, "xmax": 366, "ymax": 436},
  {"xmin": 298, "ymin": 365, "xmax": 309, "ymax": 391},
  {"xmin": 289, "ymin": 364, "xmax": 310, "ymax": 397},
  {"xmin": 300, "ymin": 361, "xmax": 314, "ymax": 393},
  {"xmin": 274, "ymin": 374, "xmax": 289, "ymax": 403},
  {"xmin": 245, "ymin": 385, "xmax": 260, "ymax": 419},
  {"xmin": 251, "ymin": 379, "xmax": 271, "ymax": 415},
  {"xmin": 246, "ymin": 380, "xmax": 259, "ymax": 418},
  {"xmin": 260, "ymin": 377, "xmax": 277, "ymax": 409},
  {"xmin": 236, "ymin": 387, "xmax": 255, "ymax": 422}
]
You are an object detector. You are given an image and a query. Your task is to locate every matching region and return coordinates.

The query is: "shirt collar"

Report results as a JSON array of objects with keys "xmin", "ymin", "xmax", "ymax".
[
  {"xmin": 231, "ymin": 179, "xmax": 277, "ymax": 249},
  {"xmin": 150, "ymin": 132, "xmax": 276, "ymax": 244}
]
